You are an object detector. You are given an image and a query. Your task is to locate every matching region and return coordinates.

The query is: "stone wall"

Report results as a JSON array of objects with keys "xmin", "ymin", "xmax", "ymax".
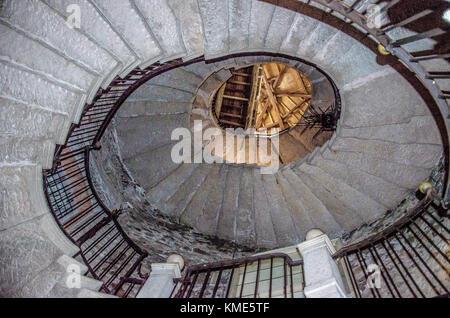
[{"xmin": 90, "ymin": 121, "xmax": 258, "ymax": 272}]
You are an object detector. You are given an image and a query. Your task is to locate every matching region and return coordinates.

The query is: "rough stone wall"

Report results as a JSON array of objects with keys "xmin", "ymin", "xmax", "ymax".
[{"xmin": 90, "ymin": 121, "xmax": 258, "ymax": 272}]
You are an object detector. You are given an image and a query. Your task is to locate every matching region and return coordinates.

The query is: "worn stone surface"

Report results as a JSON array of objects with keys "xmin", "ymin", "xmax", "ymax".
[
  {"xmin": 91, "ymin": 0, "xmax": 162, "ymax": 65},
  {"xmin": 117, "ymin": 101, "xmax": 190, "ymax": 118},
  {"xmin": 331, "ymin": 137, "xmax": 442, "ymax": 169},
  {"xmin": 44, "ymin": 0, "xmax": 136, "ymax": 71},
  {"xmin": 228, "ymin": 0, "xmax": 251, "ymax": 53},
  {"xmin": 216, "ymin": 165, "xmax": 241, "ymax": 242},
  {"xmin": 297, "ymin": 163, "xmax": 386, "ymax": 223},
  {"xmin": 279, "ymin": 13, "xmax": 318, "ymax": 56},
  {"xmin": 198, "ymin": 0, "xmax": 229, "ymax": 58},
  {"xmin": 127, "ymin": 83, "xmax": 193, "ymax": 102},
  {"xmin": 252, "ymin": 170, "xmax": 278, "ymax": 248},
  {"xmin": 2, "ymin": 0, "xmax": 117, "ymax": 75},
  {"xmin": 341, "ymin": 70, "xmax": 430, "ymax": 127},
  {"xmin": 293, "ymin": 165, "xmax": 364, "ymax": 231},
  {"xmin": 0, "ymin": 216, "xmax": 62, "ymax": 297},
  {"xmin": 339, "ymin": 116, "xmax": 441, "ymax": 145},
  {"xmin": 134, "ymin": 0, "xmax": 186, "ymax": 60},
  {"xmin": 276, "ymin": 171, "xmax": 315, "ymax": 239},
  {"xmin": 311, "ymin": 153, "xmax": 409, "ymax": 208},
  {"xmin": 124, "ymin": 142, "xmax": 181, "ymax": 191},
  {"xmin": 261, "ymin": 174, "xmax": 300, "ymax": 246},
  {"xmin": 0, "ymin": 63, "xmax": 81, "ymax": 118},
  {"xmin": 167, "ymin": 0, "xmax": 204, "ymax": 59},
  {"xmin": 0, "ymin": 23, "xmax": 94, "ymax": 91},
  {"xmin": 321, "ymin": 147, "xmax": 433, "ymax": 190},
  {"xmin": 116, "ymin": 113, "xmax": 189, "ymax": 160},
  {"xmin": 265, "ymin": 6, "xmax": 296, "ymax": 52},
  {"xmin": 248, "ymin": 0, "xmax": 275, "ymax": 51}
]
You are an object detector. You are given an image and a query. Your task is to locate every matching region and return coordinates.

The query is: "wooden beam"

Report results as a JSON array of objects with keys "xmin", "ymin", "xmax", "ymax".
[{"xmin": 262, "ymin": 74, "xmax": 284, "ymax": 130}]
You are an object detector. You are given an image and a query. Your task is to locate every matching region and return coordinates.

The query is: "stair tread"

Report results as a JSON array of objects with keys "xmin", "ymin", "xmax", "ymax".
[
  {"xmin": 147, "ymin": 163, "xmax": 198, "ymax": 208},
  {"xmin": 195, "ymin": 164, "xmax": 230, "ymax": 237},
  {"xmin": 167, "ymin": 0, "xmax": 205, "ymax": 59},
  {"xmin": 235, "ymin": 167, "xmax": 257, "ymax": 247},
  {"xmin": 310, "ymin": 153, "xmax": 409, "ymax": 208},
  {"xmin": 216, "ymin": 165, "xmax": 242, "ymax": 242},
  {"xmin": 180, "ymin": 164, "xmax": 222, "ymax": 226},
  {"xmin": 261, "ymin": 174, "xmax": 299, "ymax": 246},
  {"xmin": 164, "ymin": 164, "xmax": 213, "ymax": 219},
  {"xmin": 297, "ymin": 162, "xmax": 386, "ymax": 224},
  {"xmin": 281, "ymin": 168, "xmax": 342, "ymax": 236},
  {"xmin": 197, "ymin": 0, "xmax": 229, "ymax": 58},
  {"xmin": 252, "ymin": 169, "xmax": 279, "ymax": 248}
]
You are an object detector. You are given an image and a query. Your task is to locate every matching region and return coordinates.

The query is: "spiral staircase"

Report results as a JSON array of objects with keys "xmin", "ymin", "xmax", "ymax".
[{"xmin": 0, "ymin": 0, "xmax": 448, "ymax": 298}]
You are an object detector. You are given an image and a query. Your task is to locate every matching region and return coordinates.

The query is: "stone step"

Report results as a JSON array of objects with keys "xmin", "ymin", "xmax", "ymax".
[
  {"xmin": 216, "ymin": 165, "xmax": 242, "ymax": 242},
  {"xmin": 0, "ymin": 23, "xmax": 95, "ymax": 94},
  {"xmin": 275, "ymin": 171, "xmax": 315, "ymax": 240},
  {"xmin": 341, "ymin": 70, "xmax": 432, "ymax": 128},
  {"xmin": 167, "ymin": 0, "xmax": 205, "ymax": 60},
  {"xmin": 279, "ymin": 168, "xmax": 341, "ymax": 236},
  {"xmin": 124, "ymin": 142, "xmax": 181, "ymax": 190},
  {"xmin": 228, "ymin": 0, "xmax": 252, "ymax": 54},
  {"xmin": 180, "ymin": 164, "xmax": 222, "ymax": 227},
  {"xmin": 321, "ymin": 147, "xmax": 432, "ymax": 190},
  {"xmin": 0, "ymin": 62, "xmax": 84, "ymax": 124},
  {"xmin": 338, "ymin": 116, "xmax": 441, "ymax": 145},
  {"xmin": 117, "ymin": 101, "xmax": 191, "ymax": 118},
  {"xmin": 43, "ymin": 0, "xmax": 138, "ymax": 75},
  {"xmin": 163, "ymin": 164, "xmax": 213, "ymax": 219},
  {"xmin": 292, "ymin": 165, "xmax": 363, "ymax": 232},
  {"xmin": 278, "ymin": 133, "xmax": 311, "ymax": 164},
  {"xmin": 235, "ymin": 167, "xmax": 256, "ymax": 247},
  {"xmin": 127, "ymin": 83, "xmax": 194, "ymax": 102},
  {"xmin": 198, "ymin": 0, "xmax": 230, "ymax": 59},
  {"xmin": 279, "ymin": 13, "xmax": 319, "ymax": 57},
  {"xmin": 310, "ymin": 152, "xmax": 409, "ymax": 208},
  {"xmin": 297, "ymin": 22, "xmax": 338, "ymax": 64},
  {"xmin": 117, "ymin": 113, "xmax": 189, "ymax": 160},
  {"xmin": 195, "ymin": 164, "xmax": 230, "ymax": 237},
  {"xmin": 261, "ymin": 174, "xmax": 299, "ymax": 246},
  {"xmin": 91, "ymin": 0, "xmax": 163, "ymax": 67},
  {"xmin": 325, "ymin": 38, "xmax": 387, "ymax": 87},
  {"xmin": 147, "ymin": 68, "xmax": 203, "ymax": 94},
  {"xmin": 146, "ymin": 164, "xmax": 198, "ymax": 210},
  {"xmin": 0, "ymin": 97, "xmax": 68, "ymax": 144},
  {"xmin": 252, "ymin": 169, "xmax": 278, "ymax": 249},
  {"xmin": 297, "ymin": 162, "xmax": 386, "ymax": 223},
  {"xmin": 0, "ymin": 136, "xmax": 55, "ymax": 169},
  {"xmin": 1, "ymin": 0, "xmax": 118, "ymax": 84},
  {"xmin": 265, "ymin": 6, "xmax": 296, "ymax": 53},
  {"xmin": 0, "ymin": 214, "xmax": 65, "ymax": 297},
  {"xmin": 248, "ymin": 0, "xmax": 276, "ymax": 52},
  {"xmin": 331, "ymin": 137, "xmax": 442, "ymax": 169},
  {"xmin": 133, "ymin": 0, "xmax": 187, "ymax": 61}
]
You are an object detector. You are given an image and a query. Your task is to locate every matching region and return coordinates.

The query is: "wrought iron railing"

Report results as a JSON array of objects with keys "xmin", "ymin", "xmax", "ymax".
[
  {"xmin": 171, "ymin": 253, "xmax": 304, "ymax": 298},
  {"xmin": 41, "ymin": 0, "xmax": 449, "ymax": 298},
  {"xmin": 333, "ymin": 186, "xmax": 449, "ymax": 298}
]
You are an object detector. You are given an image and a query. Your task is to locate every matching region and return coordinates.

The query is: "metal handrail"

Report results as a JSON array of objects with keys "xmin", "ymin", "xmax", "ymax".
[{"xmin": 173, "ymin": 253, "xmax": 304, "ymax": 298}]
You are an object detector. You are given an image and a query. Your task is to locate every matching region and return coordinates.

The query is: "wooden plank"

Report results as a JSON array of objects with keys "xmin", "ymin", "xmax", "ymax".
[{"xmin": 223, "ymin": 95, "xmax": 249, "ymax": 101}]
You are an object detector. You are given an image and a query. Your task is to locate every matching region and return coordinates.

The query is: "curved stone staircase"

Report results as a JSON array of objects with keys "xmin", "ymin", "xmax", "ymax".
[{"xmin": 0, "ymin": 0, "xmax": 447, "ymax": 297}]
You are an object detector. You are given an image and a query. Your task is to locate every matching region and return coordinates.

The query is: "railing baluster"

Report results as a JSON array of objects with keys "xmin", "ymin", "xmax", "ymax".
[{"xmin": 239, "ymin": 262, "xmax": 248, "ymax": 298}]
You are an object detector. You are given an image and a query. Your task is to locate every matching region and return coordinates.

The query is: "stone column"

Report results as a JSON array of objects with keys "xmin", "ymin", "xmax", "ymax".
[
  {"xmin": 297, "ymin": 229, "xmax": 347, "ymax": 298},
  {"xmin": 137, "ymin": 254, "xmax": 184, "ymax": 298}
]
